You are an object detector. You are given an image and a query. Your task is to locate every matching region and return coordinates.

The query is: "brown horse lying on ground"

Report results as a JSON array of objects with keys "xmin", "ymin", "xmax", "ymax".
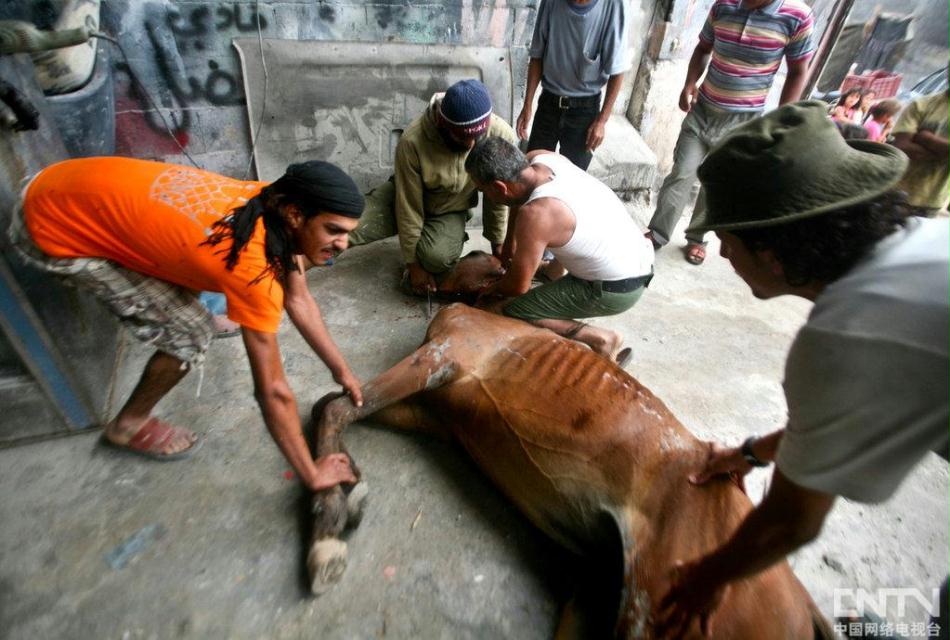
[{"xmin": 307, "ymin": 304, "xmax": 833, "ymax": 639}]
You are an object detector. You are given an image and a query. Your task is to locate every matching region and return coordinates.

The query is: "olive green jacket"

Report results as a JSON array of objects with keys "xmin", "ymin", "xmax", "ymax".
[{"xmin": 394, "ymin": 101, "xmax": 517, "ymax": 264}]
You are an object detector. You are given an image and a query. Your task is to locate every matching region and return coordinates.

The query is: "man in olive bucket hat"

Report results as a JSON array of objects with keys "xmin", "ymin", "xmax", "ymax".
[{"xmin": 651, "ymin": 101, "xmax": 949, "ymax": 639}]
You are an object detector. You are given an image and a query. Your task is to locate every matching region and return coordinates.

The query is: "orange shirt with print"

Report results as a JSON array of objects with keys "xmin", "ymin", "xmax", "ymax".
[{"xmin": 24, "ymin": 157, "xmax": 284, "ymax": 333}]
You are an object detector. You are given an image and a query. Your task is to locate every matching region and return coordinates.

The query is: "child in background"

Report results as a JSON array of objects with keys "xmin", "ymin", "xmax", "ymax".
[
  {"xmin": 863, "ymin": 99, "xmax": 902, "ymax": 142},
  {"xmin": 853, "ymin": 90, "xmax": 876, "ymax": 123},
  {"xmin": 831, "ymin": 88, "xmax": 863, "ymax": 123}
]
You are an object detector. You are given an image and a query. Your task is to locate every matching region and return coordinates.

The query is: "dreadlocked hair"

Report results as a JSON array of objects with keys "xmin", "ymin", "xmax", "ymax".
[
  {"xmin": 203, "ymin": 184, "xmax": 305, "ymax": 284},
  {"xmin": 731, "ymin": 190, "xmax": 910, "ymax": 287}
]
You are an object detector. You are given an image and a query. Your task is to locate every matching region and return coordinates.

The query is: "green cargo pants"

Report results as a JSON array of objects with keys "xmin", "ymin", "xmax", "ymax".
[
  {"xmin": 503, "ymin": 274, "xmax": 645, "ymax": 322},
  {"xmin": 349, "ymin": 179, "xmax": 469, "ymax": 275}
]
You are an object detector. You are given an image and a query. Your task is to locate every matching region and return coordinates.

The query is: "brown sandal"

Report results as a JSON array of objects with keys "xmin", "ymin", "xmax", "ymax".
[
  {"xmin": 615, "ymin": 347, "xmax": 632, "ymax": 369},
  {"xmin": 685, "ymin": 243, "xmax": 706, "ymax": 265}
]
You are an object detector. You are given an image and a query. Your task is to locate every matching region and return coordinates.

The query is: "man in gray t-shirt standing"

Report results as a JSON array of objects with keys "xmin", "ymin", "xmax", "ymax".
[{"xmin": 517, "ymin": 0, "xmax": 630, "ymax": 171}]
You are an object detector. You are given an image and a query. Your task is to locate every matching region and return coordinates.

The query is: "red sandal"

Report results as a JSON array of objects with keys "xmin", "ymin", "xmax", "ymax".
[{"xmin": 101, "ymin": 417, "xmax": 202, "ymax": 461}]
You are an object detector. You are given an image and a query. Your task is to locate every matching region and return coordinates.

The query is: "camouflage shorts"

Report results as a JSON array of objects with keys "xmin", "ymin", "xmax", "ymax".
[{"xmin": 8, "ymin": 187, "xmax": 213, "ymax": 367}]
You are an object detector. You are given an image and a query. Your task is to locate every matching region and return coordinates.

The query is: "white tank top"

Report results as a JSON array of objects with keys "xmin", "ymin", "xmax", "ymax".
[{"xmin": 526, "ymin": 154, "xmax": 654, "ymax": 281}]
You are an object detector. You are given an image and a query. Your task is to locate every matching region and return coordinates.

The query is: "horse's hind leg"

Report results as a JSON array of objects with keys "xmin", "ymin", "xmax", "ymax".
[
  {"xmin": 557, "ymin": 511, "xmax": 630, "ymax": 639},
  {"xmin": 307, "ymin": 339, "xmax": 460, "ymax": 595}
]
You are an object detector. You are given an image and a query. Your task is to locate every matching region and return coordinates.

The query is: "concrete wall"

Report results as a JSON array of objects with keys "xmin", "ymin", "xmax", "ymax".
[
  {"xmin": 625, "ymin": 0, "xmax": 714, "ymax": 177},
  {"xmin": 849, "ymin": 0, "xmax": 948, "ymax": 48},
  {"xmin": 100, "ymin": 1, "xmax": 533, "ymax": 176},
  {"xmin": 0, "ymin": 55, "xmax": 120, "ymax": 437},
  {"xmin": 2, "ymin": 0, "xmax": 665, "ymax": 182},
  {"xmin": 91, "ymin": 0, "xmax": 657, "ymax": 178},
  {"xmin": 10, "ymin": 0, "xmax": 857, "ymax": 186}
]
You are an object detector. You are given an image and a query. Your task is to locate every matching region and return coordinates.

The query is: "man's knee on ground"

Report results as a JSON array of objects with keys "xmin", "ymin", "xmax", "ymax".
[
  {"xmin": 348, "ymin": 179, "xmax": 396, "ymax": 247},
  {"xmin": 415, "ymin": 243, "xmax": 461, "ymax": 275}
]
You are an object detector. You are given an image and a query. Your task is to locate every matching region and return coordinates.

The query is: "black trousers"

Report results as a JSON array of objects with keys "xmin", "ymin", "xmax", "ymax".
[{"xmin": 526, "ymin": 90, "xmax": 601, "ymax": 171}]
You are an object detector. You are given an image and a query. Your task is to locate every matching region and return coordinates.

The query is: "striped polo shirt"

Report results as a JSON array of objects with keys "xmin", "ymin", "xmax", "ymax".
[{"xmin": 698, "ymin": 0, "xmax": 815, "ymax": 112}]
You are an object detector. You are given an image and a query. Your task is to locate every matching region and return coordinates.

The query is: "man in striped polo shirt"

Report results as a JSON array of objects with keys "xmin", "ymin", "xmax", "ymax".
[{"xmin": 646, "ymin": 0, "xmax": 815, "ymax": 265}]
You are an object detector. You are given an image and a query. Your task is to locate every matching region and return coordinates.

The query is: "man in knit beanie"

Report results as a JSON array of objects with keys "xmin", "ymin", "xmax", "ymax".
[{"xmin": 348, "ymin": 79, "xmax": 518, "ymax": 295}]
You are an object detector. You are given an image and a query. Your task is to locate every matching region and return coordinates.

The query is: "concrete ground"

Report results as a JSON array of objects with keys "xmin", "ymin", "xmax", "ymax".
[{"xmin": 0, "ymin": 212, "xmax": 947, "ymax": 639}]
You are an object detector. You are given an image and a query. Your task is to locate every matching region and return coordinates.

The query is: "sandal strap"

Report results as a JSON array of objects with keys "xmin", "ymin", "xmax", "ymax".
[
  {"xmin": 564, "ymin": 322, "xmax": 588, "ymax": 339},
  {"xmin": 127, "ymin": 417, "xmax": 181, "ymax": 453}
]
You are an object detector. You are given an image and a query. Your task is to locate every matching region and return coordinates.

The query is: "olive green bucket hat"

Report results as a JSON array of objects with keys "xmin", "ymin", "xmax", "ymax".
[{"xmin": 686, "ymin": 100, "xmax": 909, "ymax": 234}]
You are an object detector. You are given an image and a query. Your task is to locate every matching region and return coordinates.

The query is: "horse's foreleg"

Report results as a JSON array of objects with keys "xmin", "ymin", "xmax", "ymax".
[
  {"xmin": 365, "ymin": 397, "xmax": 449, "ymax": 440},
  {"xmin": 307, "ymin": 338, "xmax": 460, "ymax": 595}
]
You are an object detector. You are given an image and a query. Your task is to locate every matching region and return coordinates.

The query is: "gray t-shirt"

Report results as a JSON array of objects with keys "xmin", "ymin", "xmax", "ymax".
[
  {"xmin": 528, "ymin": 0, "xmax": 631, "ymax": 97},
  {"xmin": 775, "ymin": 218, "xmax": 949, "ymax": 503}
]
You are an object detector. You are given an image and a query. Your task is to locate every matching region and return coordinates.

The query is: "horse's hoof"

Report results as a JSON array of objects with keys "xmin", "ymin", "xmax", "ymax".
[
  {"xmin": 308, "ymin": 538, "xmax": 348, "ymax": 596},
  {"xmin": 345, "ymin": 482, "xmax": 369, "ymax": 530}
]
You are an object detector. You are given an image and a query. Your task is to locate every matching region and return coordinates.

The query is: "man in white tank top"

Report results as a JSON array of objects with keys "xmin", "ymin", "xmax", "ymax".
[{"xmin": 464, "ymin": 137, "xmax": 654, "ymax": 365}]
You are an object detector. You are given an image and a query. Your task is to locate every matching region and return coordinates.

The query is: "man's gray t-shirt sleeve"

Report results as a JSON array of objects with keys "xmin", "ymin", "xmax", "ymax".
[
  {"xmin": 600, "ymin": 0, "xmax": 631, "ymax": 76},
  {"xmin": 528, "ymin": 0, "xmax": 550, "ymax": 59},
  {"xmin": 776, "ymin": 328, "xmax": 949, "ymax": 504}
]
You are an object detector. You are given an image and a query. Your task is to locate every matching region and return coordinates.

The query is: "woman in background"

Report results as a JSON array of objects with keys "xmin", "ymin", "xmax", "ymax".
[
  {"xmin": 853, "ymin": 90, "xmax": 876, "ymax": 123},
  {"xmin": 831, "ymin": 88, "xmax": 862, "ymax": 123}
]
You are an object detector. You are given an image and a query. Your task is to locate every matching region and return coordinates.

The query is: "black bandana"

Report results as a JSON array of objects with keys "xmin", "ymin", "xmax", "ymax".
[{"xmin": 274, "ymin": 161, "xmax": 364, "ymax": 218}]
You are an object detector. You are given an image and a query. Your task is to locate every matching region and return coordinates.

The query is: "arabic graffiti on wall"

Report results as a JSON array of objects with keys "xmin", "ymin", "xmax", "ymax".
[{"xmin": 110, "ymin": 0, "xmax": 536, "ymax": 174}]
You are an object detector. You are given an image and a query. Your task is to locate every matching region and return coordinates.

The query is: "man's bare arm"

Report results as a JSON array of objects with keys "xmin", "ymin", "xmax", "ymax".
[
  {"xmin": 499, "ymin": 204, "xmax": 520, "ymax": 266},
  {"xmin": 690, "ymin": 428, "xmax": 785, "ymax": 484},
  {"xmin": 484, "ymin": 201, "xmax": 561, "ymax": 297},
  {"xmin": 680, "ymin": 41, "xmax": 713, "ymax": 112},
  {"xmin": 586, "ymin": 73, "xmax": 624, "ymax": 152},
  {"xmin": 517, "ymin": 58, "xmax": 544, "ymax": 141},
  {"xmin": 284, "ymin": 261, "xmax": 362, "ymax": 406},
  {"xmin": 779, "ymin": 58, "xmax": 809, "ymax": 105},
  {"xmin": 914, "ymin": 129, "xmax": 950, "ymax": 158},
  {"xmin": 656, "ymin": 470, "xmax": 835, "ymax": 637},
  {"xmin": 893, "ymin": 132, "xmax": 938, "ymax": 162},
  {"xmin": 242, "ymin": 327, "xmax": 356, "ymax": 492}
]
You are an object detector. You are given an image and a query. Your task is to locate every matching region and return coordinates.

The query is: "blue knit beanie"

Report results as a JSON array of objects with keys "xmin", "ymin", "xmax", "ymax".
[{"xmin": 439, "ymin": 79, "xmax": 493, "ymax": 137}]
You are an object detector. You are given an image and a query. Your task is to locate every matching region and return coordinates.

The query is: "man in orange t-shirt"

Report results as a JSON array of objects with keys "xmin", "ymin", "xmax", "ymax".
[{"xmin": 11, "ymin": 157, "xmax": 363, "ymax": 493}]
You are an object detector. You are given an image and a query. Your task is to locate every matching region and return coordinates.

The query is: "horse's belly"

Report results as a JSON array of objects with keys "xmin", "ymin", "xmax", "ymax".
[{"xmin": 424, "ymin": 378, "xmax": 620, "ymax": 552}]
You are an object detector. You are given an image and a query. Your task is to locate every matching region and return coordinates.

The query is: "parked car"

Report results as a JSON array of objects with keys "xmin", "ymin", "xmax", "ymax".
[
  {"xmin": 897, "ymin": 66, "xmax": 949, "ymax": 102},
  {"xmin": 811, "ymin": 89, "xmax": 839, "ymax": 106}
]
